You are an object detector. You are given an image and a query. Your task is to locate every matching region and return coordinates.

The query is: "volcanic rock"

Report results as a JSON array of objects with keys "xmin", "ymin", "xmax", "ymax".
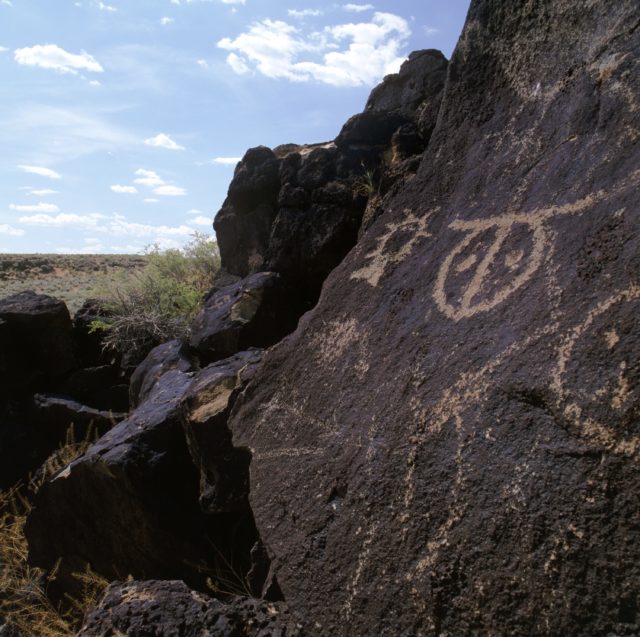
[
  {"xmin": 190, "ymin": 273, "xmax": 297, "ymax": 364},
  {"xmin": 77, "ymin": 580, "xmax": 302, "ymax": 637},
  {"xmin": 229, "ymin": 1, "xmax": 640, "ymax": 635}
]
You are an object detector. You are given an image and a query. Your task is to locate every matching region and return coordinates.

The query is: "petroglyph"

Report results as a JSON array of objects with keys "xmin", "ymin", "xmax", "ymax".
[
  {"xmin": 434, "ymin": 175, "xmax": 639, "ymax": 321},
  {"xmin": 351, "ymin": 209, "xmax": 432, "ymax": 287},
  {"xmin": 551, "ymin": 284, "xmax": 640, "ymax": 458}
]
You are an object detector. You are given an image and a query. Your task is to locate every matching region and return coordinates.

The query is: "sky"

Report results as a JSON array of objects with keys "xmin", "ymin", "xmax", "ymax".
[{"xmin": 0, "ymin": 0, "xmax": 470, "ymax": 254}]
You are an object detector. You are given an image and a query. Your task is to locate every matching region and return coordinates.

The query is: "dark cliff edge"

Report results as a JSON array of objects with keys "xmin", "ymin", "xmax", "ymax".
[{"xmin": 4, "ymin": 0, "xmax": 639, "ymax": 635}]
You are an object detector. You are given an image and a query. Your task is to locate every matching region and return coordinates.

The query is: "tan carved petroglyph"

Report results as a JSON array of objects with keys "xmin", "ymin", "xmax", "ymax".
[
  {"xmin": 350, "ymin": 209, "xmax": 432, "ymax": 287},
  {"xmin": 550, "ymin": 284, "xmax": 640, "ymax": 459},
  {"xmin": 433, "ymin": 173, "xmax": 640, "ymax": 321}
]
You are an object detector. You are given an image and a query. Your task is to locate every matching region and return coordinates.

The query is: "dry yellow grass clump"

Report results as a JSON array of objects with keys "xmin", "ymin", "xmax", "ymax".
[{"xmin": 0, "ymin": 428, "xmax": 108, "ymax": 636}]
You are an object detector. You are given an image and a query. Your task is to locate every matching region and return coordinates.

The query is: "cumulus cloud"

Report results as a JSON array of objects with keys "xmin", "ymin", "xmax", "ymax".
[
  {"xmin": 18, "ymin": 165, "xmax": 61, "ymax": 179},
  {"xmin": 0, "ymin": 224, "xmax": 24, "ymax": 236},
  {"xmin": 14, "ymin": 44, "xmax": 104, "ymax": 75},
  {"xmin": 154, "ymin": 184, "xmax": 186, "ymax": 196},
  {"xmin": 218, "ymin": 11, "xmax": 410, "ymax": 86},
  {"xmin": 144, "ymin": 133, "xmax": 185, "ymax": 150},
  {"xmin": 160, "ymin": 16, "xmax": 174, "ymax": 25},
  {"xmin": 211, "ymin": 156, "xmax": 241, "ymax": 165},
  {"xmin": 343, "ymin": 3, "xmax": 374, "ymax": 11},
  {"xmin": 134, "ymin": 168, "xmax": 165, "ymax": 186},
  {"xmin": 288, "ymin": 9, "xmax": 322, "ymax": 19},
  {"xmin": 10, "ymin": 202, "xmax": 60, "ymax": 213},
  {"xmin": 111, "ymin": 184, "xmax": 138, "ymax": 194},
  {"xmin": 0, "ymin": 46, "xmax": 8, "ymax": 52},
  {"xmin": 97, "ymin": 2, "xmax": 116, "ymax": 11},
  {"xmin": 196, "ymin": 59, "xmax": 208, "ymax": 68}
]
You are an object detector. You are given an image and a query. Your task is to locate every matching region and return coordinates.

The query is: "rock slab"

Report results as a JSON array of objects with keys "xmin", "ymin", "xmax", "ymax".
[{"xmin": 230, "ymin": 1, "xmax": 640, "ymax": 635}]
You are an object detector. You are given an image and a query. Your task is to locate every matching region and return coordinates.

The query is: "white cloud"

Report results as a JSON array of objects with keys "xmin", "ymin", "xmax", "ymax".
[
  {"xmin": 211, "ymin": 156, "xmax": 242, "ymax": 165},
  {"xmin": 134, "ymin": 168, "xmax": 164, "ymax": 186},
  {"xmin": 10, "ymin": 202, "xmax": 60, "ymax": 213},
  {"xmin": 0, "ymin": 224, "xmax": 24, "ymax": 236},
  {"xmin": 144, "ymin": 198, "xmax": 160, "ymax": 203},
  {"xmin": 27, "ymin": 189, "xmax": 59, "ymax": 196},
  {"xmin": 288, "ymin": 9, "xmax": 322, "ymax": 18},
  {"xmin": 187, "ymin": 208, "xmax": 203, "ymax": 215},
  {"xmin": 343, "ymin": 3, "xmax": 374, "ymax": 12},
  {"xmin": 188, "ymin": 215, "xmax": 212, "ymax": 226},
  {"xmin": 0, "ymin": 47, "xmax": 8, "ymax": 52},
  {"xmin": 0, "ymin": 1, "xmax": 13, "ymax": 6},
  {"xmin": 144, "ymin": 133, "xmax": 185, "ymax": 150},
  {"xmin": 14, "ymin": 44, "xmax": 103, "ymax": 75},
  {"xmin": 89, "ymin": 79, "xmax": 101, "ymax": 86},
  {"xmin": 160, "ymin": 16, "xmax": 174, "ymax": 25},
  {"xmin": 424, "ymin": 26, "xmax": 439, "ymax": 36},
  {"xmin": 18, "ymin": 165, "xmax": 61, "ymax": 179},
  {"xmin": 197, "ymin": 59, "xmax": 208, "ymax": 68},
  {"xmin": 218, "ymin": 12, "xmax": 410, "ymax": 86},
  {"xmin": 110, "ymin": 184, "xmax": 138, "ymax": 194},
  {"xmin": 154, "ymin": 184, "xmax": 186, "ymax": 196},
  {"xmin": 97, "ymin": 2, "xmax": 116, "ymax": 11},
  {"xmin": 18, "ymin": 212, "xmax": 105, "ymax": 226},
  {"xmin": 108, "ymin": 215, "xmax": 193, "ymax": 237}
]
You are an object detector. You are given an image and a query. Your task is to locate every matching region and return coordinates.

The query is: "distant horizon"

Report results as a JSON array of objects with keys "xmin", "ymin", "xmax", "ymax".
[{"xmin": 0, "ymin": 0, "xmax": 470, "ymax": 255}]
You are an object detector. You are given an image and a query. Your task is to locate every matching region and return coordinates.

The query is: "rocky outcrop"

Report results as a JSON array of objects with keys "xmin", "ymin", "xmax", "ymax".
[
  {"xmin": 213, "ymin": 49, "xmax": 448, "ymax": 313},
  {"xmin": 77, "ymin": 580, "xmax": 301, "ymax": 637},
  {"xmin": 229, "ymin": 1, "xmax": 640, "ymax": 635}
]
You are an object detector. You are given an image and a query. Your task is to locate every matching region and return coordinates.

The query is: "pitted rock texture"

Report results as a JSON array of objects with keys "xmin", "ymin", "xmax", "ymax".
[
  {"xmin": 77, "ymin": 580, "xmax": 302, "ymax": 637},
  {"xmin": 230, "ymin": 1, "xmax": 640, "ymax": 635}
]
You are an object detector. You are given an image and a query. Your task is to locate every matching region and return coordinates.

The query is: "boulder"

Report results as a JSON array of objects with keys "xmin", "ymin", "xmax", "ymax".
[
  {"xmin": 190, "ymin": 273, "xmax": 297, "ymax": 364},
  {"xmin": 181, "ymin": 350, "xmax": 262, "ymax": 514},
  {"xmin": 0, "ymin": 292, "xmax": 76, "ymax": 398},
  {"xmin": 72, "ymin": 299, "xmax": 116, "ymax": 368},
  {"xmin": 129, "ymin": 339, "xmax": 198, "ymax": 408},
  {"xmin": 61, "ymin": 365, "xmax": 129, "ymax": 412},
  {"xmin": 26, "ymin": 352, "xmax": 265, "ymax": 601},
  {"xmin": 77, "ymin": 580, "xmax": 302, "ymax": 637},
  {"xmin": 230, "ymin": 1, "xmax": 640, "ymax": 635},
  {"xmin": 25, "ymin": 368, "xmax": 209, "ymax": 598}
]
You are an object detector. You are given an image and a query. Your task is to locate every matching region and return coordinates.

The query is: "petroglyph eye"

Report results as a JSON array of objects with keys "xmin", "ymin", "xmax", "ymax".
[{"xmin": 433, "ymin": 216, "xmax": 547, "ymax": 321}]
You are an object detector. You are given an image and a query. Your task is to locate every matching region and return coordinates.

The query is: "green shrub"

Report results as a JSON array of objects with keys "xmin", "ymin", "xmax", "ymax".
[{"xmin": 95, "ymin": 233, "xmax": 220, "ymax": 360}]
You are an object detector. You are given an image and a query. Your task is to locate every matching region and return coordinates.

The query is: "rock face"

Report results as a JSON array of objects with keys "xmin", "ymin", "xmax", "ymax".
[
  {"xmin": 230, "ymin": 1, "xmax": 640, "ymax": 635},
  {"xmin": 77, "ymin": 580, "xmax": 301, "ymax": 637}
]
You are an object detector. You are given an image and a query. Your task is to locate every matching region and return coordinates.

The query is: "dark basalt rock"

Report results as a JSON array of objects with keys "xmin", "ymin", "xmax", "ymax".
[
  {"xmin": 190, "ymin": 272, "xmax": 297, "ymax": 364},
  {"xmin": 129, "ymin": 339, "xmax": 198, "ymax": 408},
  {"xmin": 72, "ymin": 299, "xmax": 116, "ymax": 368},
  {"xmin": 229, "ymin": 1, "xmax": 640, "ymax": 635},
  {"xmin": 0, "ymin": 291, "xmax": 76, "ymax": 398},
  {"xmin": 26, "ymin": 351, "xmax": 265, "ymax": 602},
  {"xmin": 181, "ymin": 349, "xmax": 262, "ymax": 514},
  {"xmin": 77, "ymin": 580, "xmax": 302, "ymax": 637},
  {"xmin": 30, "ymin": 393, "xmax": 126, "ymax": 440}
]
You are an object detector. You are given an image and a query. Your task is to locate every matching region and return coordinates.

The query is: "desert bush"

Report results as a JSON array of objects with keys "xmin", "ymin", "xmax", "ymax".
[{"xmin": 93, "ymin": 233, "xmax": 220, "ymax": 360}]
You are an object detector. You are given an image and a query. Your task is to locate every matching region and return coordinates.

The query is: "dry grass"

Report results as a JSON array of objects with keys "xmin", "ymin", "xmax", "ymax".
[
  {"xmin": 0, "ymin": 254, "xmax": 147, "ymax": 315},
  {"xmin": 0, "ymin": 427, "xmax": 109, "ymax": 636}
]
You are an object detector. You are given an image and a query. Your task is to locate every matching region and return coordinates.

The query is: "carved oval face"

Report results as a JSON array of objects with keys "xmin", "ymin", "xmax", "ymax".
[{"xmin": 433, "ymin": 215, "xmax": 548, "ymax": 321}]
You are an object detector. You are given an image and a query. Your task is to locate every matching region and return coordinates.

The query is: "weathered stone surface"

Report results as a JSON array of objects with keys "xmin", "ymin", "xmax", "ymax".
[
  {"xmin": 77, "ymin": 580, "xmax": 302, "ymax": 637},
  {"xmin": 0, "ymin": 291, "xmax": 76, "ymax": 397},
  {"xmin": 25, "ymin": 368, "xmax": 209, "ymax": 597},
  {"xmin": 190, "ymin": 273, "xmax": 296, "ymax": 364},
  {"xmin": 129, "ymin": 339, "xmax": 198, "ymax": 408},
  {"xmin": 30, "ymin": 393, "xmax": 126, "ymax": 439},
  {"xmin": 230, "ymin": 1, "xmax": 640, "ymax": 635},
  {"xmin": 181, "ymin": 349, "xmax": 262, "ymax": 514}
]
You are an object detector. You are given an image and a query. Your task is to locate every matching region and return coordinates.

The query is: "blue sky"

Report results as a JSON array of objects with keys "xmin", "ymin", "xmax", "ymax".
[{"xmin": 0, "ymin": 0, "xmax": 470, "ymax": 254}]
